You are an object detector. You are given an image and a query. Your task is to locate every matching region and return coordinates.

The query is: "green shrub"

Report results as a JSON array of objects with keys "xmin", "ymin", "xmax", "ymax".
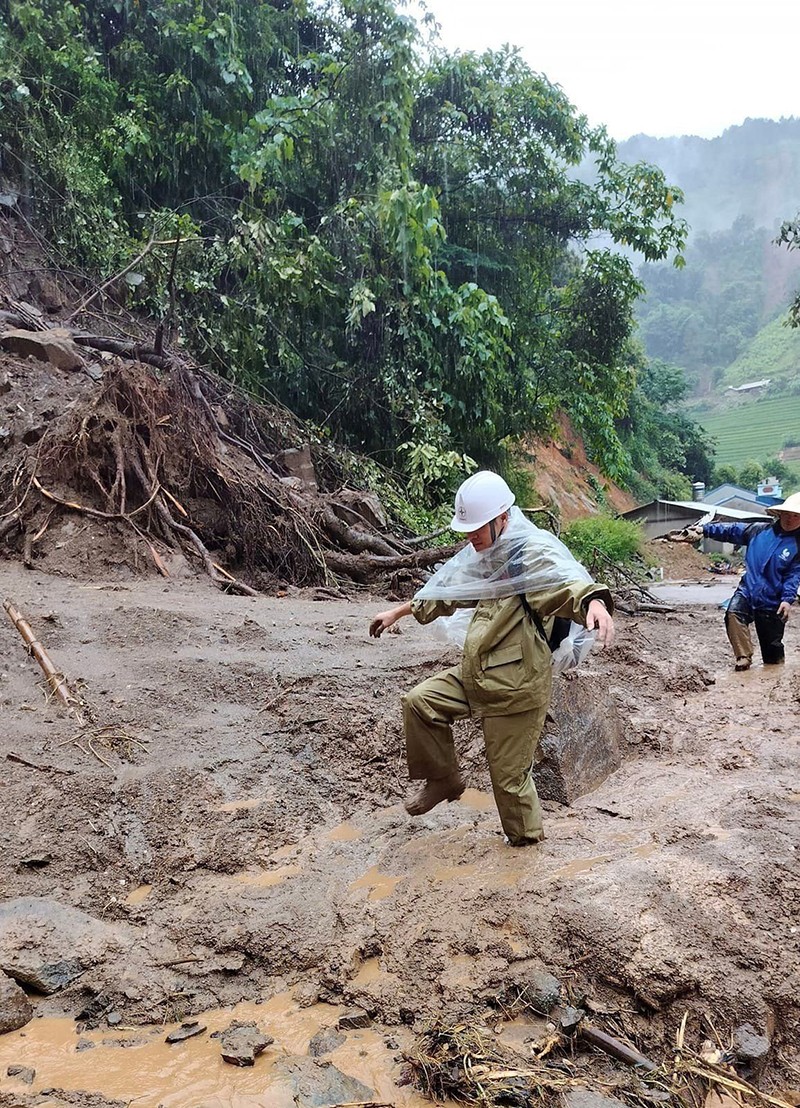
[{"xmin": 562, "ymin": 515, "xmax": 644, "ymax": 567}]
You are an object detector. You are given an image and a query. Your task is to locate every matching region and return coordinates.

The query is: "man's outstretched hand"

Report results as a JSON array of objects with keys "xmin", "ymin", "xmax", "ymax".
[
  {"xmin": 369, "ymin": 601, "xmax": 412, "ymax": 638},
  {"xmin": 586, "ymin": 599, "xmax": 615, "ymax": 647},
  {"xmin": 369, "ymin": 610, "xmax": 397, "ymax": 638}
]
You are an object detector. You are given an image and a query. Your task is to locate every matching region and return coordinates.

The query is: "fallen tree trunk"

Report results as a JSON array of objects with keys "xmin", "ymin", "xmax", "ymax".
[
  {"xmin": 323, "ymin": 543, "xmax": 462, "ymax": 583},
  {"xmin": 72, "ymin": 333, "xmax": 174, "ymax": 371}
]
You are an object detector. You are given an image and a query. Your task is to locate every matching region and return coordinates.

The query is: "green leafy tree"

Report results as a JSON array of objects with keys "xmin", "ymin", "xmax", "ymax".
[
  {"xmin": 712, "ymin": 463, "xmax": 739, "ymax": 485},
  {"xmin": 738, "ymin": 459, "xmax": 764, "ymax": 490}
]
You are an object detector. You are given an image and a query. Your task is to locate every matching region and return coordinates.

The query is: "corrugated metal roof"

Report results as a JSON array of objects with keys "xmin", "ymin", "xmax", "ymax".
[
  {"xmin": 661, "ymin": 500, "xmax": 770, "ymax": 519},
  {"xmin": 625, "ymin": 499, "xmax": 771, "ymax": 521}
]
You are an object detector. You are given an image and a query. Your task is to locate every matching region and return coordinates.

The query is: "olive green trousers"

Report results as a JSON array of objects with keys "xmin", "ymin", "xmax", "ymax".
[{"xmin": 402, "ymin": 666, "xmax": 547, "ymax": 845}]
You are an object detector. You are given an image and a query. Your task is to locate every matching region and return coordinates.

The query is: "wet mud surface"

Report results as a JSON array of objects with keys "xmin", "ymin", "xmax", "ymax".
[{"xmin": 0, "ymin": 564, "xmax": 799, "ymax": 1106}]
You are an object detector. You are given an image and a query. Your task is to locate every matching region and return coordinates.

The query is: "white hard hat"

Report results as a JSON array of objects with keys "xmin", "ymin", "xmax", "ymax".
[
  {"xmin": 768, "ymin": 492, "xmax": 800, "ymax": 515},
  {"xmin": 451, "ymin": 470, "xmax": 516, "ymax": 532}
]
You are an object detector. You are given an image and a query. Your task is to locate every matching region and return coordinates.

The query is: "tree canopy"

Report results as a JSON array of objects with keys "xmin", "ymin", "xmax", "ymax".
[{"xmin": 0, "ymin": 0, "xmax": 691, "ymax": 494}]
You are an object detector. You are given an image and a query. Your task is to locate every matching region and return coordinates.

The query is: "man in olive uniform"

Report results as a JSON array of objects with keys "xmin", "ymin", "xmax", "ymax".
[{"xmin": 370, "ymin": 471, "xmax": 614, "ymax": 846}]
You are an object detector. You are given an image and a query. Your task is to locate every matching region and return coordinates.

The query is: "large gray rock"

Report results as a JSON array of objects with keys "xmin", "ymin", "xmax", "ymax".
[
  {"xmin": 213, "ymin": 1020, "xmax": 273, "ymax": 1066},
  {"xmin": 268, "ymin": 1056, "xmax": 375, "ymax": 1107},
  {"xmin": 534, "ymin": 674, "xmax": 623, "ymax": 804},
  {"xmin": 0, "ymin": 897, "xmax": 126, "ymax": 994},
  {"xmin": 0, "ymin": 327, "xmax": 84, "ymax": 372},
  {"xmin": 0, "ymin": 971, "xmax": 33, "ymax": 1033}
]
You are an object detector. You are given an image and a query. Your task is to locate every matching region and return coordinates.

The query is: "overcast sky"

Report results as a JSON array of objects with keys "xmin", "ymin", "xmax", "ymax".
[{"xmin": 417, "ymin": 0, "xmax": 798, "ymax": 141}]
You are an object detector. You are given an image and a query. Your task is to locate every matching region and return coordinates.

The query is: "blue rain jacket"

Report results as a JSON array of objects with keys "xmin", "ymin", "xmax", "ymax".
[{"xmin": 703, "ymin": 520, "xmax": 800, "ymax": 610}]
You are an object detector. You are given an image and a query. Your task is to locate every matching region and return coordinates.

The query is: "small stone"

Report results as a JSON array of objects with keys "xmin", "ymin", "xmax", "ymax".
[
  {"xmin": 559, "ymin": 1006, "xmax": 586, "ymax": 1035},
  {"xmin": 106, "ymin": 1012, "xmax": 122, "ymax": 1026},
  {"xmin": 732, "ymin": 1023, "xmax": 770, "ymax": 1074},
  {"xmin": 75, "ymin": 1039, "xmax": 95, "ymax": 1052},
  {"xmin": 6, "ymin": 1064, "xmax": 35, "ymax": 1084},
  {"xmin": 337, "ymin": 1007, "xmax": 371, "ymax": 1030},
  {"xmin": 20, "ymin": 854, "xmax": 51, "ymax": 869},
  {"xmin": 517, "ymin": 968, "xmax": 562, "ymax": 1014},
  {"xmin": 565, "ymin": 1089, "xmax": 629, "ymax": 1108},
  {"xmin": 166, "ymin": 1021, "xmax": 207, "ymax": 1045}
]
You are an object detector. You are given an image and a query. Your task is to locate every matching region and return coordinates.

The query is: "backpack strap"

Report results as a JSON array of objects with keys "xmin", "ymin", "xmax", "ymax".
[{"xmin": 519, "ymin": 595, "xmax": 570, "ymax": 653}]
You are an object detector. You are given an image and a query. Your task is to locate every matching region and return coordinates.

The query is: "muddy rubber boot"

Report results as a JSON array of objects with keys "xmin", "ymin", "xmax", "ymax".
[
  {"xmin": 404, "ymin": 771, "xmax": 465, "ymax": 816},
  {"xmin": 734, "ymin": 656, "xmax": 751, "ymax": 671}
]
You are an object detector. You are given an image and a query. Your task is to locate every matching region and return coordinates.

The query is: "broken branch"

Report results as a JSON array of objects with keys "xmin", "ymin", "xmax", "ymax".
[{"xmin": 3, "ymin": 597, "xmax": 83, "ymax": 717}]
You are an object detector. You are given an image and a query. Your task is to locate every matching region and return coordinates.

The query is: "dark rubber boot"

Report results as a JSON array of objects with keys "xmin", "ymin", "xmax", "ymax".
[{"xmin": 404, "ymin": 771, "xmax": 465, "ymax": 816}]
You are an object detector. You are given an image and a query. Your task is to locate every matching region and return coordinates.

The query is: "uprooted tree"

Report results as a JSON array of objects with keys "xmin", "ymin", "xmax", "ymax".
[{"xmin": 0, "ymin": 327, "xmax": 464, "ymax": 589}]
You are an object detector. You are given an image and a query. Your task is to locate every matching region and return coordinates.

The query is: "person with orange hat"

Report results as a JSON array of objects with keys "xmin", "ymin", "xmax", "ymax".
[
  {"xmin": 695, "ymin": 492, "xmax": 800, "ymax": 670},
  {"xmin": 369, "ymin": 470, "xmax": 614, "ymax": 845}
]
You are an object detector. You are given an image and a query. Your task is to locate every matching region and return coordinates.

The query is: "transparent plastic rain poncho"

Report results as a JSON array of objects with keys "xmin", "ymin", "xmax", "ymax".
[{"xmin": 415, "ymin": 506, "xmax": 597, "ymax": 673}]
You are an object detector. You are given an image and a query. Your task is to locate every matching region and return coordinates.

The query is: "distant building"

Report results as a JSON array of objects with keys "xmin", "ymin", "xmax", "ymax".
[
  {"xmin": 727, "ymin": 379, "xmax": 770, "ymax": 392},
  {"xmin": 702, "ymin": 482, "xmax": 763, "ymax": 512},
  {"xmin": 622, "ymin": 498, "xmax": 770, "ymax": 541},
  {"xmin": 756, "ymin": 477, "xmax": 783, "ymax": 506}
]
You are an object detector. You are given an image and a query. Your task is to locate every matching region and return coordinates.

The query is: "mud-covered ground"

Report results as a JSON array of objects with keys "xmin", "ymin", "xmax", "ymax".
[{"xmin": 0, "ymin": 562, "xmax": 799, "ymax": 1108}]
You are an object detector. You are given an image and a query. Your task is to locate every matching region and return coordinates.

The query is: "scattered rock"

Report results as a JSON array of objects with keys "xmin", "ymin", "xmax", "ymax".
[
  {"xmin": 337, "ymin": 1006, "xmax": 371, "ymax": 1030},
  {"xmin": 276, "ymin": 443, "xmax": 317, "ymax": 491},
  {"xmin": 732, "ymin": 1022, "xmax": 770, "ymax": 1075},
  {"xmin": 19, "ymin": 853, "xmax": 51, "ymax": 869},
  {"xmin": 0, "ymin": 897, "xmax": 127, "ymax": 994},
  {"xmin": 212, "ymin": 1019, "xmax": 273, "ymax": 1066},
  {"xmin": 0, "ymin": 972, "xmax": 33, "ymax": 1033},
  {"xmin": 76, "ymin": 1038, "xmax": 96, "ymax": 1051},
  {"xmin": 292, "ymin": 979, "xmax": 320, "ymax": 1008},
  {"xmin": 268, "ymin": 1056, "xmax": 375, "ymax": 1107},
  {"xmin": 0, "ymin": 327, "xmax": 85, "ymax": 372},
  {"xmin": 535, "ymin": 674, "xmax": 623, "ymax": 804},
  {"xmin": 165, "ymin": 1021, "xmax": 207, "ymax": 1045},
  {"xmin": 558, "ymin": 1006, "xmax": 586, "ymax": 1035},
  {"xmin": 6, "ymin": 1064, "xmax": 35, "ymax": 1084},
  {"xmin": 505, "ymin": 964, "xmax": 562, "ymax": 1014},
  {"xmin": 564, "ymin": 1088, "xmax": 629, "ymax": 1108},
  {"xmin": 308, "ymin": 1026, "xmax": 346, "ymax": 1057},
  {"xmin": 0, "ymin": 375, "xmax": 11, "ymax": 395},
  {"xmin": 106, "ymin": 1012, "xmax": 122, "ymax": 1026}
]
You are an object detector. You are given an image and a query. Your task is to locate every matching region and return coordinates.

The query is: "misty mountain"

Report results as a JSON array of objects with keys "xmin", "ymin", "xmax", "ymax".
[
  {"xmin": 619, "ymin": 117, "xmax": 800, "ymax": 235},
  {"xmin": 620, "ymin": 118, "xmax": 800, "ymax": 399}
]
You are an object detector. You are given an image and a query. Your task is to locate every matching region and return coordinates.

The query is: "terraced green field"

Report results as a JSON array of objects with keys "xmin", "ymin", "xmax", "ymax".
[{"xmin": 698, "ymin": 395, "xmax": 800, "ymax": 466}]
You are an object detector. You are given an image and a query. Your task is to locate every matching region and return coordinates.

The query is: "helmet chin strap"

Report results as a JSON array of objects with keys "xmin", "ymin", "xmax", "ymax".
[{"xmin": 489, "ymin": 518, "xmax": 497, "ymax": 544}]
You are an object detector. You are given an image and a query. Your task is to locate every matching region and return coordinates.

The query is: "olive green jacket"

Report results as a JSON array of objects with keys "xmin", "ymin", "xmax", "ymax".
[{"xmin": 411, "ymin": 581, "xmax": 612, "ymax": 718}]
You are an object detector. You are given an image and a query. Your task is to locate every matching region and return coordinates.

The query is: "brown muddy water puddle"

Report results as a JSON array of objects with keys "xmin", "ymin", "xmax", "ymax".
[{"xmin": 0, "ymin": 993, "xmax": 430, "ymax": 1108}]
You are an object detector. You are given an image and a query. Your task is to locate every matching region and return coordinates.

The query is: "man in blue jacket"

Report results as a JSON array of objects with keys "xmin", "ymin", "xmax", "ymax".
[{"xmin": 695, "ymin": 493, "xmax": 800, "ymax": 670}]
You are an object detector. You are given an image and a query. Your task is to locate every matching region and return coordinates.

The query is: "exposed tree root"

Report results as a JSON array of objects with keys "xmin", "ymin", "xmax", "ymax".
[{"xmin": 0, "ymin": 349, "xmax": 458, "ymax": 592}]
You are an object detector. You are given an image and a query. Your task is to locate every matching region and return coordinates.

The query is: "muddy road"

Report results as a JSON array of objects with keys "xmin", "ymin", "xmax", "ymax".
[{"xmin": 0, "ymin": 563, "xmax": 798, "ymax": 1107}]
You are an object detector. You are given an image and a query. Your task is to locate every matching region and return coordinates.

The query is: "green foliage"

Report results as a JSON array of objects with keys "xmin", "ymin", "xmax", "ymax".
[
  {"xmin": 562, "ymin": 515, "xmax": 644, "ymax": 568},
  {"xmin": 712, "ymin": 463, "xmax": 739, "ymax": 485},
  {"xmin": 397, "ymin": 442, "xmax": 477, "ymax": 503},
  {"xmin": 619, "ymin": 354, "xmax": 715, "ymax": 498},
  {"xmin": 1, "ymin": 0, "xmax": 688, "ymax": 486},
  {"xmin": 776, "ymin": 214, "xmax": 800, "ymax": 327},
  {"xmin": 722, "ymin": 316, "xmax": 800, "ymax": 388},
  {"xmin": 738, "ymin": 459, "xmax": 764, "ymax": 490},
  {"xmin": 659, "ymin": 470, "xmax": 692, "ymax": 501},
  {"xmin": 586, "ymin": 474, "xmax": 609, "ymax": 509}
]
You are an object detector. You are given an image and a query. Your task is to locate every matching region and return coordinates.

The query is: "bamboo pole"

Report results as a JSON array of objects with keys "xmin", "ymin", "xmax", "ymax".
[{"xmin": 3, "ymin": 598, "xmax": 82, "ymax": 714}]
